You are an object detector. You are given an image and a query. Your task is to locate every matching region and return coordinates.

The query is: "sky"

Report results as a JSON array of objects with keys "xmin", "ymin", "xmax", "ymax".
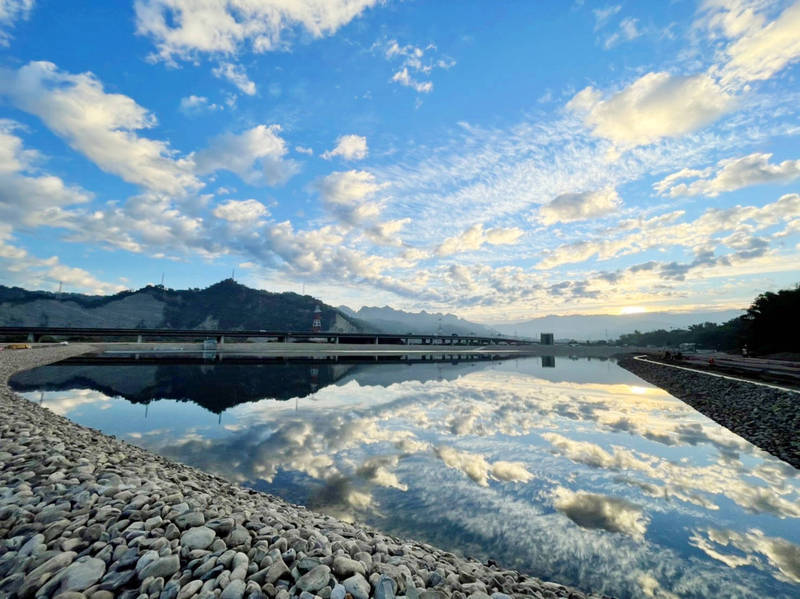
[{"xmin": 0, "ymin": 0, "xmax": 799, "ymax": 323}]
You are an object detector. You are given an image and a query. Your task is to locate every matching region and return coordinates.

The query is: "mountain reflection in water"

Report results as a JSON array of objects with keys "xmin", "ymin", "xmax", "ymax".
[{"xmin": 12, "ymin": 354, "xmax": 800, "ymax": 599}]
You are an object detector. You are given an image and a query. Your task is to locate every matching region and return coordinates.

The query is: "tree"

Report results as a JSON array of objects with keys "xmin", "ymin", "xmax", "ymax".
[{"xmin": 744, "ymin": 285, "xmax": 800, "ymax": 354}]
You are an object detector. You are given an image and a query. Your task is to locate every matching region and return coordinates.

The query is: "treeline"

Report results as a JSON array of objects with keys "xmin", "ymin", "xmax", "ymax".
[{"xmin": 617, "ymin": 284, "xmax": 800, "ymax": 355}]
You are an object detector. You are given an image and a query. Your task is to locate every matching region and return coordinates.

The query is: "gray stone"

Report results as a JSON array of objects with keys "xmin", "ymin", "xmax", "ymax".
[
  {"xmin": 220, "ymin": 579, "xmax": 246, "ymax": 599},
  {"xmin": 177, "ymin": 580, "xmax": 202, "ymax": 599},
  {"xmin": 25, "ymin": 550, "xmax": 77, "ymax": 586},
  {"xmin": 205, "ymin": 518, "xmax": 234, "ymax": 537},
  {"xmin": 296, "ymin": 564, "xmax": 330, "ymax": 593},
  {"xmin": 427, "ymin": 572, "xmax": 444, "ymax": 587},
  {"xmin": 332, "ymin": 556, "xmax": 365, "ymax": 578},
  {"xmin": 59, "ymin": 557, "xmax": 106, "ymax": 592},
  {"xmin": 174, "ymin": 512, "xmax": 205, "ymax": 529},
  {"xmin": 265, "ymin": 558, "xmax": 291, "ymax": 584},
  {"xmin": 227, "ymin": 527, "xmax": 251, "ymax": 548},
  {"xmin": 181, "ymin": 527, "xmax": 216, "ymax": 550},
  {"xmin": 375, "ymin": 575, "xmax": 397, "ymax": 599},
  {"xmin": 139, "ymin": 555, "xmax": 180, "ymax": 580},
  {"xmin": 160, "ymin": 581, "xmax": 181, "ymax": 599},
  {"xmin": 330, "ymin": 584, "xmax": 346, "ymax": 599},
  {"xmin": 136, "ymin": 550, "xmax": 160, "ymax": 575},
  {"xmin": 343, "ymin": 573, "xmax": 370, "ymax": 599},
  {"xmin": 98, "ymin": 567, "xmax": 136, "ymax": 590},
  {"xmin": 19, "ymin": 533, "xmax": 45, "ymax": 557}
]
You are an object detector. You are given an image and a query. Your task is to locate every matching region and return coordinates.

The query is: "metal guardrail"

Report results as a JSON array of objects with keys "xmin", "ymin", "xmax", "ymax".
[{"xmin": 0, "ymin": 326, "xmax": 526, "ymax": 346}]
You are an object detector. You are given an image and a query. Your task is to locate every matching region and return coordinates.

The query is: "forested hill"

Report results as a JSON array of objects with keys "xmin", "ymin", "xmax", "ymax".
[{"xmin": 0, "ymin": 279, "xmax": 365, "ymax": 332}]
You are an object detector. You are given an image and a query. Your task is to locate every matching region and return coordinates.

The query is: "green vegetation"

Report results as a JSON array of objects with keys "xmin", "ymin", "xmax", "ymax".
[
  {"xmin": 0, "ymin": 279, "xmax": 365, "ymax": 332},
  {"xmin": 617, "ymin": 284, "xmax": 800, "ymax": 355}
]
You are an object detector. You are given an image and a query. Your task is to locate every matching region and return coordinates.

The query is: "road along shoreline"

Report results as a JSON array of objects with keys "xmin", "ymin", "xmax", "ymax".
[
  {"xmin": 617, "ymin": 355, "xmax": 800, "ymax": 470},
  {"xmin": 1, "ymin": 345, "xmax": 611, "ymax": 599}
]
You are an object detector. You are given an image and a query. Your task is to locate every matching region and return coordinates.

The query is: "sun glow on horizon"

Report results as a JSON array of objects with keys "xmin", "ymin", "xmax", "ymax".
[{"xmin": 620, "ymin": 306, "xmax": 648, "ymax": 315}]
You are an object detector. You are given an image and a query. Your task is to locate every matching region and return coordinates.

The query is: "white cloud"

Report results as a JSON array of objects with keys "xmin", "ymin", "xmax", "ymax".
[
  {"xmin": 537, "ymin": 193, "xmax": 800, "ymax": 270},
  {"xmin": 593, "ymin": 5, "xmax": 621, "ymax": 30},
  {"xmin": 322, "ymin": 134, "xmax": 368, "ymax": 161},
  {"xmin": 213, "ymin": 199, "xmax": 269, "ymax": 223},
  {"xmin": 0, "ymin": 0, "xmax": 33, "ymax": 45},
  {"xmin": 383, "ymin": 39, "xmax": 454, "ymax": 95},
  {"xmin": 295, "ymin": 145, "xmax": 313, "ymax": 155},
  {"xmin": 435, "ymin": 447, "xmax": 532, "ymax": 487},
  {"xmin": 437, "ymin": 223, "xmax": 524, "ymax": 256},
  {"xmin": 538, "ymin": 188, "xmax": 621, "ymax": 225},
  {"xmin": 567, "ymin": 72, "xmax": 735, "ymax": 147},
  {"xmin": 314, "ymin": 170, "xmax": 387, "ymax": 225},
  {"xmin": 435, "ymin": 446, "xmax": 491, "ymax": 486},
  {"xmin": 135, "ymin": 0, "xmax": 378, "ymax": 62},
  {"xmin": 552, "ymin": 487, "xmax": 649, "ymax": 540},
  {"xmin": 714, "ymin": 1, "xmax": 800, "ymax": 85},
  {"xmin": 0, "ymin": 120, "xmax": 93, "ymax": 228},
  {"xmin": 194, "ymin": 124, "xmax": 298, "ymax": 186},
  {"xmin": 212, "ymin": 62, "xmax": 256, "ymax": 95},
  {"xmin": 491, "ymin": 461, "xmax": 534, "ymax": 483},
  {"xmin": 604, "ymin": 17, "xmax": 641, "ymax": 49},
  {"xmin": 698, "ymin": 0, "xmax": 769, "ymax": 40},
  {"xmin": 0, "ymin": 61, "xmax": 199, "ymax": 195},
  {"xmin": 655, "ymin": 152, "xmax": 800, "ymax": 197},
  {"xmin": 391, "ymin": 68, "xmax": 432, "ymax": 94},
  {"xmin": 0, "ymin": 225, "xmax": 125, "ymax": 294},
  {"xmin": 179, "ymin": 94, "xmax": 220, "ymax": 115},
  {"xmin": 365, "ymin": 218, "xmax": 411, "ymax": 246},
  {"xmin": 690, "ymin": 527, "xmax": 800, "ymax": 584}
]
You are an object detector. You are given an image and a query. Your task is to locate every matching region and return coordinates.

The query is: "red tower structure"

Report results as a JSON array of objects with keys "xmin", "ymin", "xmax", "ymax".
[{"xmin": 311, "ymin": 305, "xmax": 322, "ymax": 333}]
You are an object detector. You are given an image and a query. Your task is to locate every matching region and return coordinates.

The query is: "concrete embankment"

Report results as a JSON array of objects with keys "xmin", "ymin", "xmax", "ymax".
[
  {"xmin": 1, "ymin": 345, "xmax": 611, "ymax": 599},
  {"xmin": 618, "ymin": 355, "xmax": 800, "ymax": 470}
]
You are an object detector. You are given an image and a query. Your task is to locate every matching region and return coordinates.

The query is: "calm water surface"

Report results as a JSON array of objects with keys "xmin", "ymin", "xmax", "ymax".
[{"xmin": 11, "ymin": 353, "xmax": 800, "ymax": 599}]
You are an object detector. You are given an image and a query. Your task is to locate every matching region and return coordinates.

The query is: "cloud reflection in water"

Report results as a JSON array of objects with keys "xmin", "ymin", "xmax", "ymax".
[{"xmin": 19, "ymin": 357, "xmax": 800, "ymax": 599}]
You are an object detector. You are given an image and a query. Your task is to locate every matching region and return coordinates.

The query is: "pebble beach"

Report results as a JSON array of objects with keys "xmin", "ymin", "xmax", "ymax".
[{"xmin": 0, "ymin": 345, "xmax": 609, "ymax": 599}]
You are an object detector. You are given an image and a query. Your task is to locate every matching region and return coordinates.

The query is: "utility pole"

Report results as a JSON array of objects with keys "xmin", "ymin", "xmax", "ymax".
[{"xmin": 160, "ymin": 272, "xmax": 165, "ymax": 287}]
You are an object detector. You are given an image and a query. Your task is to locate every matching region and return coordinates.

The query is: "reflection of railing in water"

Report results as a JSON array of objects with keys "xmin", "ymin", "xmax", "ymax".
[{"xmin": 58, "ymin": 352, "xmax": 512, "ymax": 366}]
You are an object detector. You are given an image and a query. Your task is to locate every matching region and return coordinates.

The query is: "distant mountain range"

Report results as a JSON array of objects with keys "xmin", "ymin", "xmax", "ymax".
[
  {"xmin": 491, "ymin": 310, "xmax": 744, "ymax": 341},
  {"xmin": 338, "ymin": 305, "xmax": 498, "ymax": 336},
  {"xmin": 0, "ymin": 280, "xmax": 364, "ymax": 332},
  {"xmin": 0, "ymin": 279, "xmax": 745, "ymax": 341}
]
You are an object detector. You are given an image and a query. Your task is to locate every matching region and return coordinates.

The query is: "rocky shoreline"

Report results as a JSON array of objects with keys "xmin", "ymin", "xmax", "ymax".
[
  {"xmin": 618, "ymin": 355, "xmax": 800, "ymax": 470},
  {"xmin": 1, "ymin": 345, "xmax": 610, "ymax": 599}
]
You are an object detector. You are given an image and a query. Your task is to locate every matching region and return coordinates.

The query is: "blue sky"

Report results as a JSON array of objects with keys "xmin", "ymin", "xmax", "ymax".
[{"xmin": 0, "ymin": 0, "xmax": 799, "ymax": 322}]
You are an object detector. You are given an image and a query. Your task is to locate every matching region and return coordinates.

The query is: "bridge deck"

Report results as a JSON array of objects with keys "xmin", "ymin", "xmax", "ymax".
[{"xmin": 0, "ymin": 326, "xmax": 525, "ymax": 346}]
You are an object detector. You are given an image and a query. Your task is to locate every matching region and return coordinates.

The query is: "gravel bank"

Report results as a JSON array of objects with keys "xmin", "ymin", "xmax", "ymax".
[
  {"xmin": 1, "ymin": 345, "xmax": 610, "ymax": 599},
  {"xmin": 618, "ymin": 355, "xmax": 800, "ymax": 470}
]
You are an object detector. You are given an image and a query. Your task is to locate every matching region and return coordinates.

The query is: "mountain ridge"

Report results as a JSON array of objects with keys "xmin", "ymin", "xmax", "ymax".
[
  {"xmin": 492, "ymin": 310, "xmax": 744, "ymax": 341},
  {"xmin": 337, "ymin": 305, "xmax": 498, "ymax": 336},
  {"xmin": 0, "ymin": 280, "xmax": 364, "ymax": 333}
]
